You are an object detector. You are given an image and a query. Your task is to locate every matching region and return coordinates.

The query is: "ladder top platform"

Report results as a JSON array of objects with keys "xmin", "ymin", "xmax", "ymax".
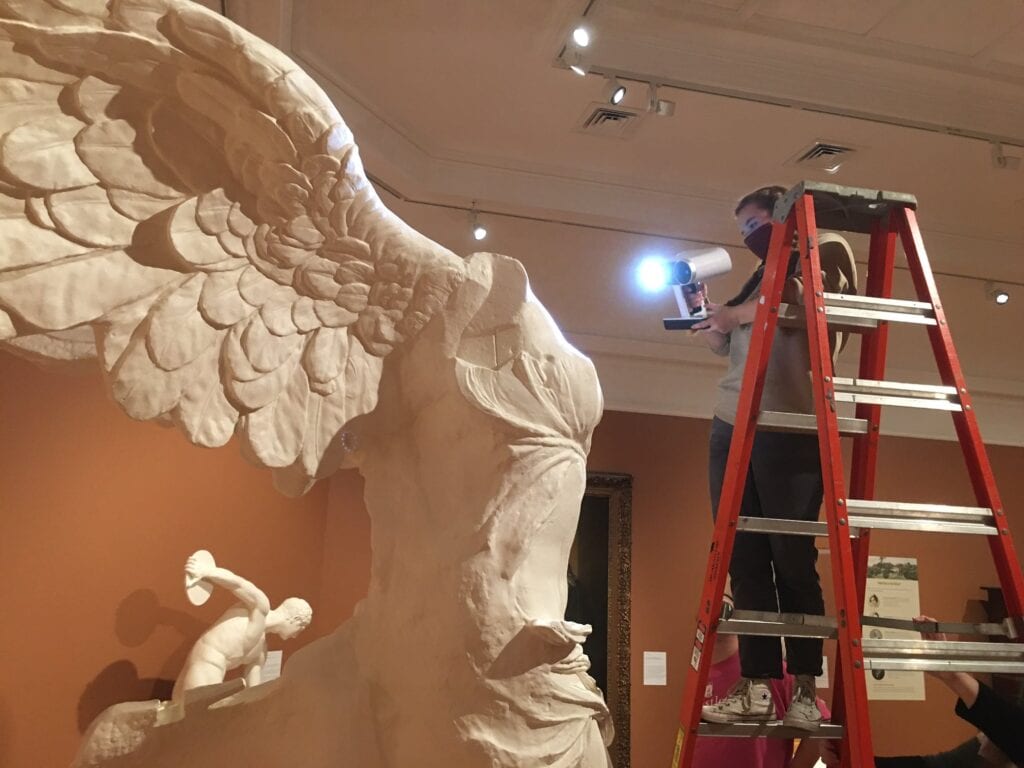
[{"xmin": 774, "ymin": 182, "xmax": 918, "ymax": 234}]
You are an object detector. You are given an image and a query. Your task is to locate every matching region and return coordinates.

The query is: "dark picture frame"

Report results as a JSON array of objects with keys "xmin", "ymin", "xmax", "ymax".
[{"xmin": 568, "ymin": 472, "xmax": 632, "ymax": 768}]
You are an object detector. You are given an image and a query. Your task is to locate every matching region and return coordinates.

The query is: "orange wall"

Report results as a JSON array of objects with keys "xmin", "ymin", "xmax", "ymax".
[
  {"xmin": 0, "ymin": 353, "xmax": 331, "ymax": 768},
  {"xmin": 3, "ymin": 346, "xmax": 1023, "ymax": 768}
]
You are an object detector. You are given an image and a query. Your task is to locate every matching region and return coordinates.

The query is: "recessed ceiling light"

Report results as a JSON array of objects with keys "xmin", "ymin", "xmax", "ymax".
[{"xmin": 572, "ymin": 26, "xmax": 590, "ymax": 47}]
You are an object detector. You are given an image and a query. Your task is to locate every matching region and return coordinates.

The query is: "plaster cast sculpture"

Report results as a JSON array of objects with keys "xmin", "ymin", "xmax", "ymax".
[
  {"xmin": 0, "ymin": 1, "xmax": 612, "ymax": 766},
  {"xmin": 175, "ymin": 550, "xmax": 312, "ymax": 700}
]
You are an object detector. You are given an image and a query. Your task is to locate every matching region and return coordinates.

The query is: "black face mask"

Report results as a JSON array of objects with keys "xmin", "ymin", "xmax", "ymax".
[{"xmin": 743, "ymin": 222, "xmax": 773, "ymax": 261}]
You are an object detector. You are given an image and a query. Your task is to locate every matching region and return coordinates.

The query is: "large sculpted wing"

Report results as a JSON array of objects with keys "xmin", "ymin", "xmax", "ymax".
[{"xmin": 0, "ymin": 0, "xmax": 463, "ymax": 494}]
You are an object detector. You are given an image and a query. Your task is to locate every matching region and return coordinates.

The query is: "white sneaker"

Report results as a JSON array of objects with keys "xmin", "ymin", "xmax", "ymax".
[
  {"xmin": 783, "ymin": 674, "xmax": 823, "ymax": 730},
  {"xmin": 701, "ymin": 678, "xmax": 775, "ymax": 723}
]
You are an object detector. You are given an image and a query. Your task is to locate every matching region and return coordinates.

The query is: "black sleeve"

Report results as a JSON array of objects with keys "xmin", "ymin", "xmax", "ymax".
[
  {"xmin": 955, "ymin": 681, "xmax": 1024, "ymax": 764},
  {"xmin": 921, "ymin": 738, "xmax": 982, "ymax": 768},
  {"xmin": 875, "ymin": 738, "xmax": 980, "ymax": 768}
]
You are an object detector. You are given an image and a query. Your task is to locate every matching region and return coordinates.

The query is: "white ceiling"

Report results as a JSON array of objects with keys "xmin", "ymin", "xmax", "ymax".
[{"xmin": 222, "ymin": 0, "xmax": 1024, "ymax": 443}]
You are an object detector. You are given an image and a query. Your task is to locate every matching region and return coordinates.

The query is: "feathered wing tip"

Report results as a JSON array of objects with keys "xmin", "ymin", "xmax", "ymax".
[{"xmin": 0, "ymin": 0, "xmax": 466, "ymax": 492}]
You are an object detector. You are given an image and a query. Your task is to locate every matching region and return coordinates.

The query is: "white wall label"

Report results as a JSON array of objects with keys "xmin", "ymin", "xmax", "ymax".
[
  {"xmin": 816, "ymin": 656, "xmax": 829, "ymax": 689},
  {"xmin": 261, "ymin": 650, "xmax": 283, "ymax": 683},
  {"xmin": 643, "ymin": 651, "xmax": 667, "ymax": 686}
]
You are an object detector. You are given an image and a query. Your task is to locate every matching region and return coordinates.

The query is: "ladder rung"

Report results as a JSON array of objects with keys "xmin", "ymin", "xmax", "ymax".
[
  {"xmin": 719, "ymin": 610, "xmax": 838, "ymax": 639},
  {"xmin": 822, "ymin": 293, "xmax": 933, "ymax": 318},
  {"xmin": 862, "ymin": 639, "xmax": 1024, "ymax": 674},
  {"xmin": 861, "ymin": 615, "xmax": 1017, "ymax": 639},
  {"xmin": 698, "ymin": 722, "xmax": 845, "ymax": 740},
  {"xmin": 736, "ymin": 517, "xmax": 831, "ymax": 537},
  {"xmin": 846, "ymin": 499, "xmax": 998, "ymax": 536},
  {"xmin": 831, "ymin": 377, "xmax": 962, "ymax": 411},
  {"xmin": 778, "ymin": 295, "xmax": 937, "ymax": 333},
  {"xmin": 757, "ymin": 410, "xmax": 869, "ymax": 436},
  {"xmin": 716, "ymin": 609, "xmax": 1018, "ymax": 641}
]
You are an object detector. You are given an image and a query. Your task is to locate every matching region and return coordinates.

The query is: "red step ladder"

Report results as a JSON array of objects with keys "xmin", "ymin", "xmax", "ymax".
[{"xmin": 670, "ymin": 182, "xmax": 1024, "ymax": 768}]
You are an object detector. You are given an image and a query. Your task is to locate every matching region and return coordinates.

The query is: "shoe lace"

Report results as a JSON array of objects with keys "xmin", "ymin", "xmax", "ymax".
[
  {"xmin": 793, "ymin": 678, "xmax": 815, "ymax": 705},
  {"xmin": 725, "ymin": 678, "xmax": 755, "ymax": 707}
]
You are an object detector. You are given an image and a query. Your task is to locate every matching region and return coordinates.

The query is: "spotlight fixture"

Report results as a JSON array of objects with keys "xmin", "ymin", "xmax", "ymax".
[
  {"xmin": 645, "ymin": 83, "xmax": 676, "ymax": 117},
  {"xmin": 568, "ymin": 52, "xmax": 588, "ymax": 76},
  {"xmin": 572, "ymin": 26, "xmax": 590, "ymax": 47},
  {"xmin": 604, "ymin": 76, "xmax": 626, "ymax": 106},
  {"xmin": 469, "ymin": 207, "xmax": 487, "ymax": 241},
  {"xmin": 991, "ymin": 142, "xmax": 1021, "ymax": 171},
  {"xmin": 986, "ymin": 282, "xmax": 1010, "ymax": 305}
]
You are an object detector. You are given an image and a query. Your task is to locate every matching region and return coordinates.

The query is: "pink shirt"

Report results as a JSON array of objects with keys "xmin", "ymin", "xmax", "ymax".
[{"xmin": 693, "ymin": 651, "xmax": 830, "ymax": 768}]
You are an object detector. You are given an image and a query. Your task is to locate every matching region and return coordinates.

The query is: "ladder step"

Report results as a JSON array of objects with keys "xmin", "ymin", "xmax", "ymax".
[
  {"xmin": 861, "ymin": 616, "xmax": 1018, "ymax": 639},
  {"xmin": 846, "ymin": 499, "xmax": 998, "ymax": 536},
  {"xmin": 717, "ymin": 610, "xmax": 1017, "ymax": 641},
  {"xmin": 757, "ymin": 410, "xmax": 869, "ymax": 436},
  {"xmin": 737, "ymin": 517, "xmax": 831, "ymax": 537},
  {"xmin": 779, "ymin": 294, "xmax": 936, "ymax": 333},
  {"xmin": 862, "ymin": 639, "xmax": 1024, "ymax": 674},
  {"xmin": 773, "ymin": 181, "xmax": 917, "ymax": 234},
  {"xmin": 831, "ymin": 377, "xmax": 962, "ymax": 411},
  {"xmin": 822, "ymin": 293, "xmax": 934, "ymax": 321},
  {"xmin": 719, "ymin": 610, "xmax": 838, "ymax": 639},
  {"xmin": 698, "ymin": 722, "xmax": 845, "ymax": 740}
]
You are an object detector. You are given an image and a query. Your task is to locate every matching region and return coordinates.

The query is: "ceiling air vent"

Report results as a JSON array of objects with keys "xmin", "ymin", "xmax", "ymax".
[
  {"xmin": 787, "ymin": 141, "xmax": 859, "ymax": 173},
  {"xmin": 576, "ymin": 103, "xmax": 643, "ymax": 139}
]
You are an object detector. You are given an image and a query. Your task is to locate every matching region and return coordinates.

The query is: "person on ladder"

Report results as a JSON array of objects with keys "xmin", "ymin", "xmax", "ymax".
[
  {"xmin": 693, "ymin": 185, "xmax": 858, "ymax": 729},
  {"xmin": 697, "ymin": 588, "xmax": 830, "ymax": 767}
]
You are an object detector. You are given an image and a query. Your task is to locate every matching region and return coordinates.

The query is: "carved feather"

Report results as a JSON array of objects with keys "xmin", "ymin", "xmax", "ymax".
[{"xmin": 0, "ymin": 0, "xmax": 464, "ymax": 493}]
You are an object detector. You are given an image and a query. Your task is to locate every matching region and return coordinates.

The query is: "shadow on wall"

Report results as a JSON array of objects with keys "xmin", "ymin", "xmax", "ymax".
[{"xmin": 77, "ymin": 589, "xmax": 207, "ymax": 733}]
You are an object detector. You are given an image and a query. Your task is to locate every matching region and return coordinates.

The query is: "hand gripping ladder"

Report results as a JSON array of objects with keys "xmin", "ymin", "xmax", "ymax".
[{"xmin": 671, "ymin": 182, "xmax": 1024, "ymax": 768}]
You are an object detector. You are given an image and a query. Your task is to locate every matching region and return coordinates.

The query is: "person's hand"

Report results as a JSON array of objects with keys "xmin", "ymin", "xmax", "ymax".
[
  {"xmin": 913, "ymin": 614, "xmax": 954, "ymax": 682},
  {"xmin": 185, "ymin": 555, "xmax": 211, "ymax": 586},
  {"xmin": 914, "ymin": 615, "xmax": 951, "ymax": 682},
  {"xmin": 692, "ymin": 303, "xmax": 740, "ymax": 334},
  {"xmin": 913, "ymin": 615, "xmax": 980, "ymax": 705},
  {"xmin": 913, "ymin": 614, "xmax": 947, "ymax": 642}
]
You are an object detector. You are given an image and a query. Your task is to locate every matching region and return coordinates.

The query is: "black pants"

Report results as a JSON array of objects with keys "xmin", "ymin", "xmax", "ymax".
[{"xmin": 709, "ymin": 416, "xmax": 825, "ymax": 678}]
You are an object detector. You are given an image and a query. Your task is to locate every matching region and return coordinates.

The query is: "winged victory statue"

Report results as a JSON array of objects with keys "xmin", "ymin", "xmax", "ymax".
[{"xmin": 0, "ymin": 1, "xmax": 614, "ymax": 766}]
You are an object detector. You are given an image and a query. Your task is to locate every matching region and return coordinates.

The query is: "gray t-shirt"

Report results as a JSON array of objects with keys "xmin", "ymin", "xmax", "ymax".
[{"xmin": 713, "ymin": 233, "xmax": 858, "ymax": 425}]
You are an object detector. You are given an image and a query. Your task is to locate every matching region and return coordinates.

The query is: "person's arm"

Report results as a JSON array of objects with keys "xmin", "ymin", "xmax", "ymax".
[
  {"xmin": 696, "ymin": 329, "xmax": 729, "ymax": 355},
  {"xmin": 875, "ymin": 758, "xmax": 929, "ymax": 767},
  {"xmin": 953, "ymin": 681, "xmax": 1024, "ymax": 765},
  {"xmin": 692, "ymin": 297, "xmax": 759, "ymax": 334},
  {"xmin": 243, "ymin": 661, "xmax": 263, "ymax": 688},
  {"xmin": 186, "ymin": 557, "xmax": 271, "ymax": 616},
  {"xmin": 939, "ymin": 672, "xmax": 979, "ymax": 708},
  {"xmin": 915, "ymin": 615, "xmax": 1023, "ymax": 764},
  {"xmin": 821, "ymin": 739, "xmax": 928, "ymax": 767}
]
